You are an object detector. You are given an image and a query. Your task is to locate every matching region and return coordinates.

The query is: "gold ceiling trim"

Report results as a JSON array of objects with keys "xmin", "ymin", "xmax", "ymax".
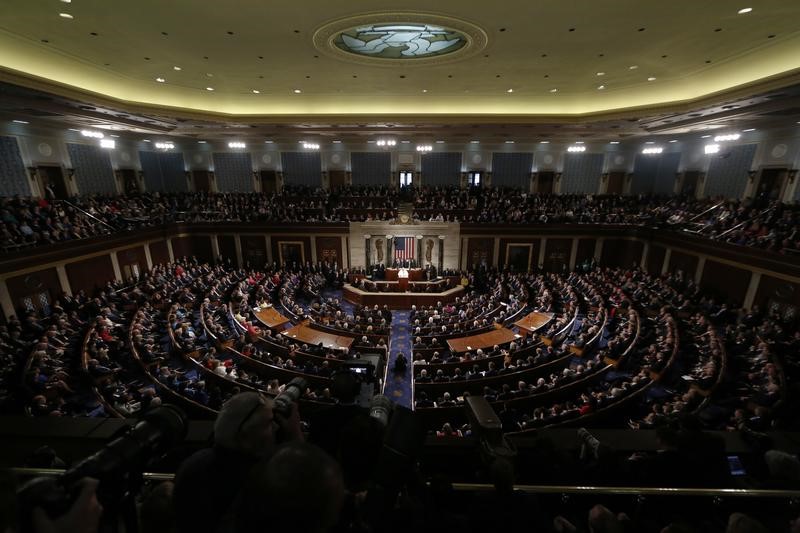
[
  {"xmin": 312, "ymin": 11, "xmax": 488, "ymax": 67},
  {"xmin": 2, "ymin": 66, "xmax": 800, "ymax": 127}
]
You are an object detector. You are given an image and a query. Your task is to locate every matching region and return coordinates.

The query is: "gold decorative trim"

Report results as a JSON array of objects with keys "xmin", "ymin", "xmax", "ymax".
[{"xmin": 313, "ymin": 12, "xmax": 488, "ymax": 67}]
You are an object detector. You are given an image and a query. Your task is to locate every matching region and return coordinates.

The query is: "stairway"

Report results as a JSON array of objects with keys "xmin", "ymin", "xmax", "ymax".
[{"xmin": 397, "ymin": 201, "xmax": 414, "ymax": 221}]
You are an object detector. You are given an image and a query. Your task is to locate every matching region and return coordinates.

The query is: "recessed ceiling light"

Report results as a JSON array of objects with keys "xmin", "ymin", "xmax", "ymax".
[
  {"xmin": 645, "ymin": 141, "xmax": 655, "ymax": 144},
  {"xmin": 198, "ymin": 140, "xmax": 207, "ymax": 144},
  {"xmin": 155, "ymin": 77, "xmax": 166, "ymax": 83},
  {"xmin": 647, "ymin": 77, "xmax": 657, "ymax": 81},
  {"xmin": 575, "ymin": 141, "xmax": 585, "ymax": 144},
  {"xmin": 293, "ymin": 89, "xmax": 301, "ymax": 93},
  {"xmin": 173, "ymin": 66, "xmax": 181, "ymax": 71},
  {"xmin": 742, "ymin": 128, "xmax": 756, "ymax": 132},
  {"xmin": 401, "ymin": 140, "xmax": 411, "ymax": 143},
  {"xmin": 505, "ymin": 140, "xmax": 515, "ymax": 144},
  {"xmin": 669, "ymin": 139, "xmax": 678, "ymax": 143},
  {"xmin": 59, "ymin": 13, "xmax": 73, "ymax": 19},
  {"xmin": 265, "ymin": 140, "xmax": 274, "ymax": 143},
  {"xmin": 506, "ymin": 88, "xmax": 513, "ymax": 93},
  {"xmin": 422, "ymin": 89, "xmax": 428, "ymax": 93},
  {"xmin": 109, "ymin": 134, "xmax": 120, "ymax": 138},
  {"xmin": 549, "ymin": 88, "xmax": 558, "ymax": 93},
  {"xmin": 252, "ymin": 89, "xmax": 260, "ymax": 94},
  {"xmin": 143, "ymin": 139, "xmax": 151, "ymax": 142},
  {"xmin": 60, "ymin": 0, "xmax": 71, "ymax": 3},
  {"xmin": 435, "ymin": 140, "xmax": 445, "ymax": 144},
  {"xmin": 629, "ymin": 65, "xmax": 638, "ymax": 70},
  {"xmin": 609, "ymin": 141, "xmax": 620, "ymax": 144},
  {"xmin": 597, "ymin": 85, "xmax": 605, "ymax": 90},
  {"xmin": 470, "ymin": 140, "xmax": 480, "ymax": 144},
  {"xmin": 12, "ymin": 119, "xmax": 29, "ymax": 124},
  {"xmin": 539, "ymin": 141, "xmax": 550, "ymax": 144},
  {"xmin": 701, "ymin": 134, "xmax": 712, "ymax": 138},
  {"xmin": 596, "ymin": 72, "xmax": 605, "ymax": 76},
  {"xmin": 332, "ymin": 140, "xmax": 341, "ymax": 144},
  {"xmin": 206, "ymin": 87, "xmax": 214, "ymax": 91},
  {"xmin": 738, "ymin": 7, "xmax": 752, "ymax": 14},
  {"xmin": 206, "ymin": 73, "xmax": 213, "ymax": 77}
]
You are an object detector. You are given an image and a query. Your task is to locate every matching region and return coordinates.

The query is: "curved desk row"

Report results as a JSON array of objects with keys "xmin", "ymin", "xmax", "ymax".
[{"xmin": 343, "ymin": 283, "xmax": 464, "ymax": 309}]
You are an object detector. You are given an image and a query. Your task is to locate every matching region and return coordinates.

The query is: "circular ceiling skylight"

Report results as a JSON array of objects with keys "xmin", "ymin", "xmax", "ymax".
[
  {"xmin": 314, "ymin": 13, "xmax": 487, "ymax": 65},
  {"xmin": 334, "ymin": 24, "xmax": 467, "ymax": 59}
]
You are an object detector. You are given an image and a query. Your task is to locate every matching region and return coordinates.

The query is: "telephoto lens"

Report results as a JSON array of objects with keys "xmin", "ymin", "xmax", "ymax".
[
  {"xmin": 368, "ymin": 395, "xmax": 393, "ymax": 427},
  {"xmin": 273, "ymin": 377, "xmax": 307, "ymax": 417}
]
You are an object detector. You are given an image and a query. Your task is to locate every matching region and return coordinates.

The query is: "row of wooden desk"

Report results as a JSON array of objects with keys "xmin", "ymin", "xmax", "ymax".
[
  {"xmin": 445, "ymin": 326, "xmax": 521, "ymax": 353},
  {"xmin": 343, "ymin": 284, "xmax": 464, "ymax": 310}
]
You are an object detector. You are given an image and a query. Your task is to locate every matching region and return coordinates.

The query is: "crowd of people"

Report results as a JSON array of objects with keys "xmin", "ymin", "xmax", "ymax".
[{"xmin": 2, "ymin": 186, "xmax": 798, "ymax": 255}]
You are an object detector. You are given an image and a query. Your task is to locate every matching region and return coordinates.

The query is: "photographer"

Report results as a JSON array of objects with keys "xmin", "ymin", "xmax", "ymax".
[{"xmin": 173, "ymin": 392, "xmax": 303, "ymax": 533}]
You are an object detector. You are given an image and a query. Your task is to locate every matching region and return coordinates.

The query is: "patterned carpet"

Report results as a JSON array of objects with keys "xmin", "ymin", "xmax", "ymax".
[
  {"xmin": 383, "ymin": 310, "xmax": 413, "ymax": 409},
  {"xmin": 322, "ymin": 288, "xmax": 413, "ymax": 408}
]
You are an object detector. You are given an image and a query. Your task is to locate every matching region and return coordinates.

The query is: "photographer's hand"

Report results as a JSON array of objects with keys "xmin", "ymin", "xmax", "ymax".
[
  {"xmin": 275, "ymin": 402, "xmax": 304, "ymax": 442},
  {"xmin": 32, "ymin": 477, "xmax": 103, "ymax": 533}
]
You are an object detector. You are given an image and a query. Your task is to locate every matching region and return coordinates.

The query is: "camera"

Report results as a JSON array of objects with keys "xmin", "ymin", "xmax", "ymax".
[
  {"xmin": 17, "ymin": 404, "xmax": 187, "ymax": 533},
  {"xmin": 273, "ymin": 377, "xmax": 307, "ymax": 418}
]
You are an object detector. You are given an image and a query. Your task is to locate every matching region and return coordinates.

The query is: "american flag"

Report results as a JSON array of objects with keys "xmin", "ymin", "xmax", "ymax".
[{"xmin": 394, "ymin": 237, "xmax": 415, "ymax": 262}]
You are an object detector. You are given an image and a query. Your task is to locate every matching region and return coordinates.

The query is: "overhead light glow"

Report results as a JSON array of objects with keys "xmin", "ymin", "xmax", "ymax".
[
  {"xmin": 738, "ymin": 7, "xmax": 752, "ymax": 14},
  {"xmin": 59, "ymin": 13, "xmax": 73, "ymax": 19},
  {"xmin": 596, "ymin": 72, "xmax": 605, "ymax": 76},
  {"xmin": 539, "ymin": 141, "xmax": 550, "ymax": 144},
  {"xmin": 265, "ymin": 140, "xmax": 275, "ymax": 143},
  {"xmin": 435, "ymin": 140, "xmax": 445, "ymax": 144},
  {"xmin": 12, "ymin": 119, "xmax": 29, "ymax": 124},
  {"xmin": 629, "ymin": 65, "xmax": 638, "ymax": 70},
  {"xmin": 422, "ymin": 89, "xmax": 428, "ymax": 93},
  {"xmin": 701, "ymin": 134, "xmax": 712, "ymax": 138},
  {"xmin": 377, "ymin": 139, "xmax": 397, "ymax": 146},
  {"xmin": 400, "ymin": 140, "xmax": 411, "ymax": 143},
  {"xmin": 470, "ymin": 140, "xmax": 480, "ymax": 144},
  {"xmin": 506, "ymin": 88, "xmax": 513, "ymax": 93},
  {"xmin": 609, "ymin": 141, "xmax": 620, "ymax": 144},
  {"xmin": 416, "ymin": 145, "xmax": 433, "ymax": 152},
  {"xmin": 155, "ymin": 142, "xmax": 175, "ymax": 150},
  {"xmin": 597, "ymin": 85, "xmax": 605, "ymax": 90},
  {"xmin": 302, "ymin": 142, "xmax": 320, "ymax": 149},
  {"xmin": 81, "ymin": 130, "xmax": 104, "ymax": 139},
  {"xmin": 206, "ymin": 87, "xmax": 214, "ymax": 91},
  {"xmin": 549, "ymin": 88, "xmax": 558, "ymax": 93},
  {"xmin": 567, "ymin": 146, "xmax": 586, "ymax": 152},
  {"xmin": 60, "ymin": 0, "xmax": 71, "ymax": 3},
  {"xmin": 198, "ymin": 140, "xmax": 207, "ymax": 144},
  {"xmin": 575, "ymin": 141, "xmax": 585, "ymax": 144},
  {"xmin": 669, "ymin": 139, "xmax": 678, "ymax": 143},
  {"xmin": 331, "ymin": 140, "xmax": 341, "ymax": 144},
  {"xmin": 228, "ymin": 141, "xmax": 246, "ymax": 149},
  {"xmin": 642, "ymin": 147, "xmax": 663, "ymax": 154},
  {"xmin": 142, "ymin": 139, "xmax": 151, "ymax": 143},
  {"xmin": 252, "ymin": 89, "xmax": 260, "ymax": 94},
  {"xmin": 155, "ymin": 77, "xmax": 166, "ymax": 83},
  {"xmin": 705, "ymin": 144, "xmax": 721, "ymax": 154},
  {"xmin": 647, "ymin": 77, "xmax": 657, "ymax": 81},
  {"xmin": 100, "ymin": 139, "xmax": 115, "ymax": 149},
  {"xmin": 293, "ymin": 89, "xmax": 302, "ymax": 94},
  {"xmin": 505, "ymin": 140, "xmax": 515, "ymax": 144},
  {"xmin": 173, "ymin": 66, "xmax": 182, "ymax": 71},
  {"xmin": 714, "ymin": 133, "xmax": 741, "ymax": 142},
  {"xmin": 742, "ymin": 128, "xmax": 756, "ymax": 132}
]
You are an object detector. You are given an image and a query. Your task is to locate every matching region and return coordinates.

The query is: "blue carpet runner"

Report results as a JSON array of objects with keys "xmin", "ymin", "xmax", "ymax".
[
  {"xmin": 321, "ymin": 289, "xmax": 413, "ymax": 408},
  {"xmin": 383, "ymin": 310, "xmax": 414, "ymax": 409}
]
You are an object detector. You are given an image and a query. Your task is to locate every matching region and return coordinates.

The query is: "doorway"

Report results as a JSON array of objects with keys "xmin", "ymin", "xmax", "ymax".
[
  {"xmin": 259, "ymin": 170, "xmax": 278, "ymax": 193},
  {"xmin": 756, "ymin": 168, "xmax": 787, "ymax": 203},
  {"xmin": 606, "ymin": 172, "xmax": 625, "ymax": 194},
  {"xmin": 681, "ymin": 171, "xmax": 701, "ymax": 197},
  {"xmin": 329, "ymin": 170, "xmax": 347, "ymax": 189},
  {"xmin": 118, "ymin": 168, "xmax": 139, "ymax": 194},
  {"xmin": 193, "ymin": 170, "xmax": 213, "ymax": 192},
  {"xmin": 537, "ymin": 172, "xmax": 554, "ymax": 194},
  {"xmin": 37, "ymin": 165, "xmax": 68, "ymax": 199}
]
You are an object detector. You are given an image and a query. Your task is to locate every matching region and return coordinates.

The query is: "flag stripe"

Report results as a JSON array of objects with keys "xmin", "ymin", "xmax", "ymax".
[{"xmin": 394, "ymin": 237, "xmax": 415, "ymax": 262}]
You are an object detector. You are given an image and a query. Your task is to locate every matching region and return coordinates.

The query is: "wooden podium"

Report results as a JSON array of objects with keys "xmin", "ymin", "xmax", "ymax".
[{"xmin": 397, "ymin": 268, "xmax": 410, "ymax": 292}]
